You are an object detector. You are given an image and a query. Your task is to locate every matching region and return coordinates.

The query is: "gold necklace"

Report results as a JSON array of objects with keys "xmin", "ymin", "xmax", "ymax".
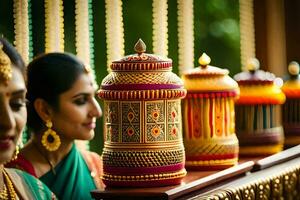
[
  {"xmin": 0, "ymin": 183, "xmax": 8, "ymax": 199},
  {"xmin": 0, "ymin": 169, "xmax": 17, "ymax": 200}
]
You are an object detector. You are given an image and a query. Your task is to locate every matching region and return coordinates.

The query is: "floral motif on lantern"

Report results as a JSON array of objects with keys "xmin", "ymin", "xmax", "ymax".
[
  {"xmin": 121, "ymin": 102, "xmax": 141, "ymax": 143},
  {"xmin": 147, "ymin": 102, "xmax": 164, "ymax": 123},
  {"xmin": 127, "ymin": 111, "xmax": 135, "ymax": 122},
  {"xmin": 171, "ymin": 126, "xmax": 178, "ymax": 137},
  {"xmin": 152, "ymin": 110, "xmax": 160, "ymax": 121},
  {"xmin": 127, "ymin": 127, "xmax": 135, "ymax": 136},
  {"xmin": 166, "ymin": 101, "xmax": 181, "ymax": 141},
  {"xmin": 151, "ymin": 126, "xmax": 161, "ymax": 138},
  {"xmin": 167, "ymin": 101, "xmax": 179, "ymax": 122},
  {"xmin": 171, "ymin": 109, "xmax": 177, "ymax": 122},
  {"xmin": 167, "ymin": 124, "xmax": 179, "ymax": 141}
]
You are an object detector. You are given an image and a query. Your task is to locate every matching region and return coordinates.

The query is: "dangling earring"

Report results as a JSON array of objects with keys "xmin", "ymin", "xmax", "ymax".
[
  {"xmin": 11, "ymin": 146, "xmax": 19, "ymax": 161},
  {"xmin": 41, "ymin": 120, "xmax": 61, "ymax": 151}
]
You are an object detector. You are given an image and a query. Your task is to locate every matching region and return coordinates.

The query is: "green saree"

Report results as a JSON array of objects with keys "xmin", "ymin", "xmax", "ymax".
[
  {"xmin": 6, "ymin": 168, "xmax": 56, "ymax": 200},
  {"xmin": 40, "ymin": 144, "xmax": 96, "ymax": 200}
]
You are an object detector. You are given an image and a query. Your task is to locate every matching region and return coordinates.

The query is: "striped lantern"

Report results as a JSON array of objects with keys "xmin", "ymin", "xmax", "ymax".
[
  {"xmin": 182, "ymin": 53, "xmax": 240, "ymax": 170},
  {"xmin": 282, "ymin": 61, "xmax": 300, "ymax": 148},
  {"xmin": 234, "ymin": 58, "xmax": 286, "ymax": 156},
  {"xmin": 98, "ymin": 39, "xmax": 187, "ymax": 187}
]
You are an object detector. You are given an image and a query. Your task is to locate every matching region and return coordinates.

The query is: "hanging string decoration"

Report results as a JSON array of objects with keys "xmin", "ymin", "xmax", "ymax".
[
  {"xmin": 105, "ymin": 0, "xmax": 124, "ymax": 72},
  {"xmin": 13, "ymin": 0, "xmax": 33, "ymax": 146},
  {"xmin": 13, "ymin": 0, "xmax": 31, "ymax": 64},
  {"xmin": 45, "ymin": 0, "xmax": 64, "ymax": 52},
  {"xmin": 88, "ymin": 0, "xmax": 95, "ymax": 70},
  {"xmin": 152, "ymin": 0, "xmax": 168, "ymax": 57},
  {"xmin": 177, "ymin": 0, "xmax": 194, "ymax": 76},
  {"xmin": 75, "ymin": 0, "xmax": 96, "ymax": 150},
  {"xmin": 28, "ymin": 0, "xmax": 33, "ymax": 61},
  {"xmin": 75, "ymin": 0, "xmax": 95, "ymax": 77},
  {"xmin": 239, "ymin": 0, "xmax": 255, "ymax": 70}
]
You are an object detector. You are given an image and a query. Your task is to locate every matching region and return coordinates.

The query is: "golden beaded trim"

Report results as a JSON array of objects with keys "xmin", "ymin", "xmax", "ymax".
[
  {"xmin": 98, "ymin": 89, "xmax": 186, "ymax": 100},
  {"xmin": 101, "ymin": 72, "xmax": 182, "ymax": 85},
  {"xmin": 102, "ymin": 169, "xmax": 187, "ymax": 182},
  {"xmin": 102, "ymin": 149, "xmax": 185, "ymax": 167},
  {"xmin": 111, "ymin": 61, "xmax": 172, "ymax": 71},
  {"xmin": 186, "ymin": 158, "xmax": 238, "ymax": 167},
  {"xmin": 184, "ymin": 137, "xmax": 239, "ymax": 155}
]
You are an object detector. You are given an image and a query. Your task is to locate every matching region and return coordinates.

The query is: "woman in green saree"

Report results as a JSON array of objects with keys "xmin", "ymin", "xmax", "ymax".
[
  {"xmin": 7, "ymin": 52, "xmax": 104, "ymax": 199},
  {"xmin": 0, "ymin": 37, "xmax": 56, "ymax": 199}
]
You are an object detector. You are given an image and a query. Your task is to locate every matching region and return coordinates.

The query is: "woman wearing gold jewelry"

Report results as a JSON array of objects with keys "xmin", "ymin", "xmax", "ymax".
[
  {"xmin": 7, "ymin": 52, "xmax": 104, "ymax": 199},
  {"xmin": 0, "ymin": 37, "xmax": 56, "ymax": 199}
]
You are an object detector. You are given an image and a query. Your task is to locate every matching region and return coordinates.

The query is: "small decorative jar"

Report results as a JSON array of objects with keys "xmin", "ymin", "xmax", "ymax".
[
  {"xmin": 182, "ymin": 53, "xmax": 240, "ymax": 170},
  {"xmin": 282, "ymin": 61, "xmax": 300, "ymax": 148},
  {"xmin": 98, "ymin": 39, "xmax": 187, "ymax": 187},
  {"xmin": 234, "ymin": 58, "xmax": 286, "ymax": 156}
]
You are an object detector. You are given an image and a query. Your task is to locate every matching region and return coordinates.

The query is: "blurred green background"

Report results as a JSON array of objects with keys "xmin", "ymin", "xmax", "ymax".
[{"xmin": 0, "ymin": 0, "xmax": 240, "ymax": 154}]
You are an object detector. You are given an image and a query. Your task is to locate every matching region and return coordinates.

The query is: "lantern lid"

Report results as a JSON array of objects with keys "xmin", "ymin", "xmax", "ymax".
[
  {"xmin": 234, "ymin": 58, "xmax": 285, "ymax": 104},
  {"xmin": 98, "ymin": 39, "xmax": 186, "ymax": 100},
  {"xmin": 282, "ymin": 61, "xmax": 300, "ymax": 98},
  {"xmin": 182, "ymin": 53, "xmax": 239, "ymax": 93},
  {"xmin": 234, "ymin": 58, "xmax": 277, "ymax": 84},
  {"xmin": 183, "ymin": 53, "xmax": 229, "ymax": 76},
  {"xmin": 110, "ymin": 39, "xmax": 172, "ymax": 71}
]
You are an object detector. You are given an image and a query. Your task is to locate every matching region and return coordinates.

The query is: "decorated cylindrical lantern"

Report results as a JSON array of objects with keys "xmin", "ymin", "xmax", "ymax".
[
  {"xmin": 234, "ymin": 58, "xmax": 286, "ymax": 155},
  {"xmin": 98, "ymin": 39, "xmax": 187, "ymax": 187},
  {"xmin": 182, "ymin": 53, "xmax": 240, "ymax": 170},
  {"xmin": 282, "ymin": 61, "xmax": 300, "ymax": 148}
]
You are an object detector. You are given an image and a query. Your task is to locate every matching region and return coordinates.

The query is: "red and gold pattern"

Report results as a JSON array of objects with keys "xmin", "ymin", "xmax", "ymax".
[
  {"xmin": 98, "ymin": 39, "xmax": 186, "ymax": 187},
  {"xmin": 282, "ymin": 61, "xmax": 300, "ymax": 148},
  {"xmin": 234, "ymin": 58, "xmax": 285, "ymax": 155},
  {"xmin": 182, "ymin": 53, "xmax": 239, "ymax": 170}
]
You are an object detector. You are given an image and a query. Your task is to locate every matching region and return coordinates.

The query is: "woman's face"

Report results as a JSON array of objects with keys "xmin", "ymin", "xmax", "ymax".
[
  {"xmin": 0, "ymin": 66, "xmax": 26, "ymax": 164},
  {"xmin": 50, "ymin": 73, "xmax": 102, "ymax": 141}
]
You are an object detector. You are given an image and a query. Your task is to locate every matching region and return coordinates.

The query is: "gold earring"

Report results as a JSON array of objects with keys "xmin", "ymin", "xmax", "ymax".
[
  {"xmin": 41, "ymin": 120, "xmax": 61, "ymax": 151},
  {"xmin": 11, "ymin": 146, "xmax": 19, "ymax": 161}
]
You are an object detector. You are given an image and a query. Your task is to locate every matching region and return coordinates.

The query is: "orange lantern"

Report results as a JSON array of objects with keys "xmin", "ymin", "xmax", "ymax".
[
  {"xmin": 234, "ymin": 58, "xmax": 285, "ymax": 155},
  {"xmin": 182, "ymin": 53, "xmax": 240, "ymax": 170},
  {"xmin": 282, "ymin": 61, "xmax": 300, "ymax": 148}
]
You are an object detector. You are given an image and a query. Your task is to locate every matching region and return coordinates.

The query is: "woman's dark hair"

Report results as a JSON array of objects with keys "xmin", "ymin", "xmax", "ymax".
[
  {"xmin": 26, "ymin": 52, "xmax": 87, "ymax": 133},
  {"xmin": 0, "ymin": 37, "xmax": 25, "ymax": 76}
]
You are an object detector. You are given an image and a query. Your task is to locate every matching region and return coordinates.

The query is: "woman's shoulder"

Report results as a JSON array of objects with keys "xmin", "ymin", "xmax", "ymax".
[
  {"xmin": 5, "ymin": 168, "xmax": 57, "ymax": 199},
  {"xmin": 81, "ymin": 150, "xmax": 102, "ymax": 162},
  {"xmin": 8, "ymin": 168, "xmax": 39, "ymax": 181},
  {"xmin": 80, "ymin": 150, "xmax": 103, "ymax": 172},
  {"xmin": 7, "ymin": 168, "xmax": 40, "ymax": 185},
  {"xmin": 5, "ymin": 154, "xmax": 37, "ymax": 177},
  {"xmin": 80, "ymin": 149, "xmax": 105, "ymax": 189}
]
